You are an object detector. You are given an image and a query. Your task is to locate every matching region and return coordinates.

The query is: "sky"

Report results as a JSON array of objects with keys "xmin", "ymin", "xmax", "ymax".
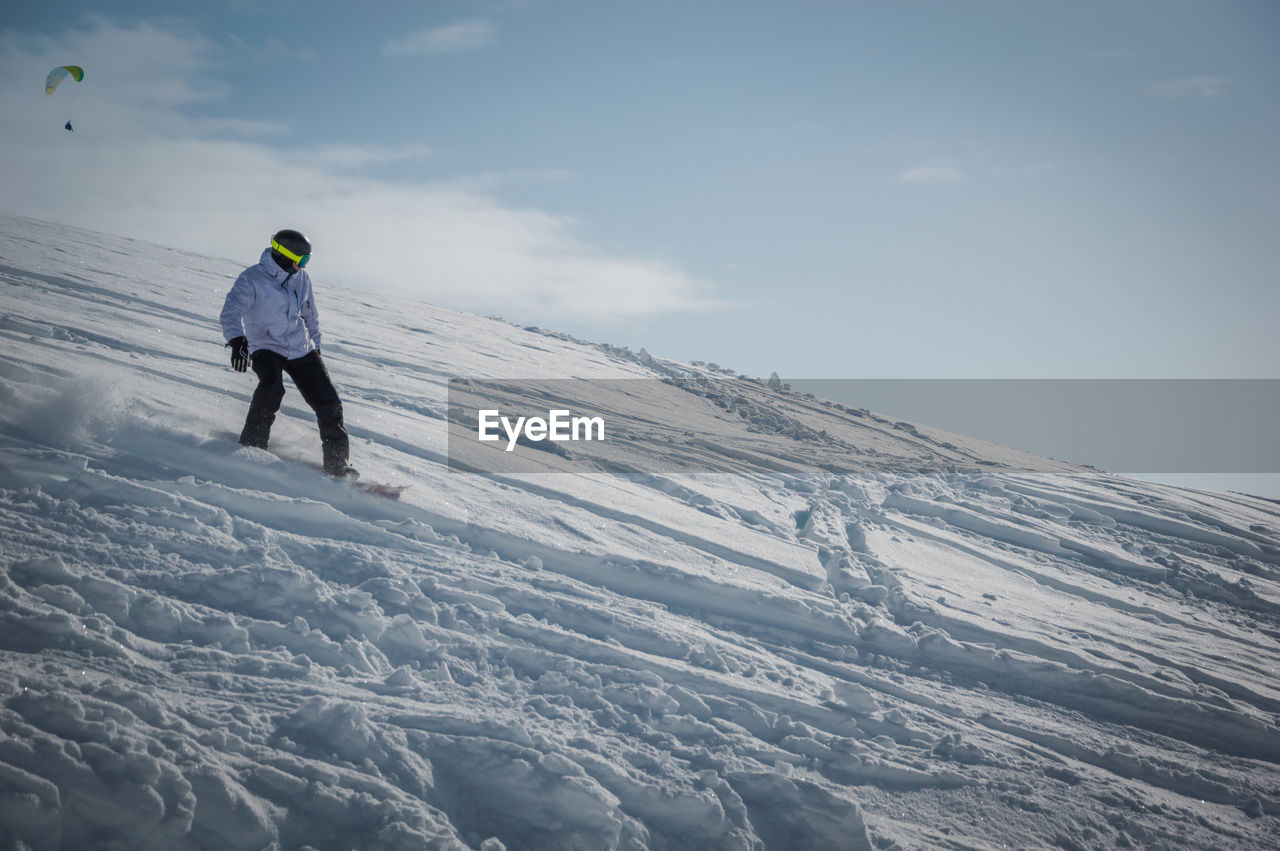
[{"xmin": 1, "ymin": 0, "xmax": 1278, "ymax": 384}]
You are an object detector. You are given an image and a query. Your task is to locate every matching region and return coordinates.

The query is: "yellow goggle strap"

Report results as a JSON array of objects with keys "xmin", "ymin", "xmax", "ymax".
[{"xmin": 271, "ymin": 238, "xmax": 310, "ymax": 266}]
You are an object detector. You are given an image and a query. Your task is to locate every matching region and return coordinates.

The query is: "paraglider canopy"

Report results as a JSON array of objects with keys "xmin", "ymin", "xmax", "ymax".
[{"xmin": 45, "ymin": 65, "xmax": 84, "ymax": 95}]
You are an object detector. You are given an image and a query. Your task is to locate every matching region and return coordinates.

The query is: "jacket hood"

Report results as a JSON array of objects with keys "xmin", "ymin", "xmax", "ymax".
[{"xmin": 259, "ymin": 248, "xmax": 293, "ymax": 280}]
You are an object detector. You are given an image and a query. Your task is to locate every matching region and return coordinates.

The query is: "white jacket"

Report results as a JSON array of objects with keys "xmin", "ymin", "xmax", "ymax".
[{"xmin": 220, "ymin": 249, "xmax": 322, "ymax": 360}]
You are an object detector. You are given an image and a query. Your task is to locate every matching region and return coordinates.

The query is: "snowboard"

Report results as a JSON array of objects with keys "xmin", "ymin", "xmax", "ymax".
[
  {"xmin": 348, "ymin": 479, "xmax": 411, "ymax": 500},
  {"xmin": 325, "ymin": 467, "xmax": 411, "ymax": 500},
  {"xmin": 222, "ymin": 433, "xmax": 409, "ymax": 500}
]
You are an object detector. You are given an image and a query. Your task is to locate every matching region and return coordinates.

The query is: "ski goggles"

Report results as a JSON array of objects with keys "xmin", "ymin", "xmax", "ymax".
[{"xmin": 271, "ymin": 238, "xmax": 311, "ymax": 268}]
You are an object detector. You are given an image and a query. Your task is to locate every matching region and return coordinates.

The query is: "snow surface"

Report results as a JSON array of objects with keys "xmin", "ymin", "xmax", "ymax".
[{"xmin": 1, "ymin": 214, "xmax": 1279, "ymax": 850}]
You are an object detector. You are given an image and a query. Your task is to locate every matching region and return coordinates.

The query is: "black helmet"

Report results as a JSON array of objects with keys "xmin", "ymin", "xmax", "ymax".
[{"xmin": 270, "ymin": 229, "xmax": 312, "ymax": 269}]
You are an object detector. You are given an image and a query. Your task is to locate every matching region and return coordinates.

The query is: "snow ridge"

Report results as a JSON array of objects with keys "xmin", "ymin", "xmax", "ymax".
[{"xmin": 1, "ymin": 215, "xmax": 1279, "ymax": 849}]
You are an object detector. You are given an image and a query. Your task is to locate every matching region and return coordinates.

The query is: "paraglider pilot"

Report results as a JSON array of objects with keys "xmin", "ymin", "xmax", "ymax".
[
  {"xmin": 219, "ymin": 229, "xmax": 355, "ymax": 477},
  {"xmin": 65, "ymin": 121, "xmax": 73, "ymax": 132}
]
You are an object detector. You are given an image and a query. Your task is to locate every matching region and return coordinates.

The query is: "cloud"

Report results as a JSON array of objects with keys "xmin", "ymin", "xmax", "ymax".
[
  {"xmin": 0, "ymin": 18, "xmax": 715, "ymax": 325},
  {"xmin": 382, "ymin": 19, "xmax": 496, "ymax": 58},
  {"xmin": 899, "ymin": 164, "xmax": 964, "ymax": 183},
  {"xmin": 225, "ymin": 34, "xmax": 316, "ymax": 63},
  {"xmin": 193, "ymin": 117, "xmax": 288, "ymax": 138},
  {"xmin": 436, "ymin": 168, "xmax": 576, "ymax": 194},
  {"xmin": 293, "ymin": 144, "xmax": 435, "ymax": 171},
  {"xmin": 1143, "ymin": 77, "xmax": 1229, "ymax": 99},
  {"xmin": 1, "ymin": 15, "xmax": 226, "ymax": 117},
  {"xmin": 1093, "ymin": 48, "xmax": 1139, "ymax": 61}
]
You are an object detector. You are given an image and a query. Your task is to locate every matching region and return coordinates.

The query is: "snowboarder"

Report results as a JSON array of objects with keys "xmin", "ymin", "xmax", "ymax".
[
  {"xmin": 64, "ymin": 121, "xmax": 73, "ymax": 132},
  {"xmin": 220, "ymin": 229, "xmax": 355, "ymax": 477}
]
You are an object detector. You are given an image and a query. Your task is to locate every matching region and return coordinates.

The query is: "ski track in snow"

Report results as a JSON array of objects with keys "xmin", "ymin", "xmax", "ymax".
[{"xmin": 1, "ymin": 215, "xmax": 1279, "ymax": 849}]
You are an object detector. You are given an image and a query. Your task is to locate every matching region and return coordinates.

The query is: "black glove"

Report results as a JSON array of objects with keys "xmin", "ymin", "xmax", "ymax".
[{"xmin": 226, "ymin": 336, "xmax": 249, "ymax": 372}]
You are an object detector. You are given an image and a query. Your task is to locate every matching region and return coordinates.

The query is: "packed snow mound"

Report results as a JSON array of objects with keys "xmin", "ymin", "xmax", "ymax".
[{"xmin": 1, "ymin": 214, "xmax": 1279, "ymax": 849}]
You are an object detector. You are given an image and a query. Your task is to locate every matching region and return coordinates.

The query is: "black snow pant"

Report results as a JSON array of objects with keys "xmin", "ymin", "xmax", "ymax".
[{"xmin": 239, "ymin": 349, "xmax": 349, "ymax": 473}]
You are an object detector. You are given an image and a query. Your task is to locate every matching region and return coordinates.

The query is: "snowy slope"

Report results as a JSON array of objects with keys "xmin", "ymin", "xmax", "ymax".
[{"xmin": 1, "ymin": 214, "xmax": 1278, "ymax": 850}]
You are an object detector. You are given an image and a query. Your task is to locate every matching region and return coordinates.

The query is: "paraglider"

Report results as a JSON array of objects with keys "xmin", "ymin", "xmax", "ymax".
[
  {"xmin": 45, "ymin": 65, "xmax": 84, "ymax": 95},
  {"xmin": 45, "ymin": 65, "xmax": 84, "ymax": 131}
]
